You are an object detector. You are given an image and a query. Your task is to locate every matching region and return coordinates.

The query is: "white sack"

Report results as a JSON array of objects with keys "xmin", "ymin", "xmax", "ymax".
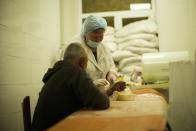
[
  {"xmin": 103, "ymin": 35, "xmax": 115, "ymax": 43},
  {"xmin": 105, "ymin": 26, "xmax": 115, "ymax": 36},
  {"xmin": 115, "ymin": 33, "xmax": 157, "ymax": 44},
  {"xmin": 115, "ymin": 19, "xmax": 158, "ymax": 38},
  {"xmin": 118, "ymin": 39, "xmax": 158, "ymax": 49},
  {"xmin": 119, "ymin": 56, "xmax": 142, "ymax": 69},
  {"xmin": 103, "ymin": 42, "xmax": 117, "ymax": 52},
  {"xmin": 124, "ymin": 46, "xmax": 158, "ymax": 55},
  {"xmin": 121, "ymin": 65, "xmax": 142, "ymax": 73},
  {"xmin": 112, "ymin": 50, "xmax": 139, "ymax": 62}
]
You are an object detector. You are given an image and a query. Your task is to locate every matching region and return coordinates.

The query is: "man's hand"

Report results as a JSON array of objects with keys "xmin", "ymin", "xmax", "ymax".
[
  {"xmin": 110, "ymin": 81, "xmax": 126, "ymax": 92},
  {"xmin": 106, "ymin": 81, "xmax": 126, "ymax": 96}
]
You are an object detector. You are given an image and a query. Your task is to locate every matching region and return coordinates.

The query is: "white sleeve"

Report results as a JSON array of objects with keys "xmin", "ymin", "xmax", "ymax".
[{"xmin": 103, "ymin": 44, "xmax": 117, "ymax": 74}]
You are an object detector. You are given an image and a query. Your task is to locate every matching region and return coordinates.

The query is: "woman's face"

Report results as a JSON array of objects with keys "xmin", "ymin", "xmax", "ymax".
[{"xmin": 85, "ymin": 29, "xmax": 105, "ymax": 42}]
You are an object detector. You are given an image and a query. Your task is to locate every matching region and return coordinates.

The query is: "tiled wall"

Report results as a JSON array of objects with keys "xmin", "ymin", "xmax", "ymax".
[{"xmin": 0, "ymin": 0, "xmax": 61, "ymax": 130}]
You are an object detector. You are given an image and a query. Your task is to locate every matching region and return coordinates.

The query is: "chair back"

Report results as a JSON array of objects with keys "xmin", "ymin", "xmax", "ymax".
[{"xmin": 22, "ymin": 96, "xmax": 31, "ymax": 131}]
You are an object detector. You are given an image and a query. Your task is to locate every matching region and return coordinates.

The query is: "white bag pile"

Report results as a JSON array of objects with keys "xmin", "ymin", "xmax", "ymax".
[
  {"xmin": 113, "ymin": 18, "xmax": 159, "ymax": 76},
  {"xmin": 102, "ymin": 26, "xmax": 117, "ymax": 53}
]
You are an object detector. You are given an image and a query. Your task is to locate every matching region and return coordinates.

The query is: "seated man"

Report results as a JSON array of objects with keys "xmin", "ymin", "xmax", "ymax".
[{"xmin": 31, "ymin": 43, "xmax": 110, "ymax": 131}]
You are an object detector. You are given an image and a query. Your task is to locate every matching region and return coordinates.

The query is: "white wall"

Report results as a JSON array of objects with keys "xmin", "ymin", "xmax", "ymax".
[
  {"xmin": 169, "ymin": 59, "xmax": 196, "ymax": 131},
  {"xmin": 60, "ymin": 0, "xmax": 82, "ymax": 45},
  {"xmin": 157, "ymin": 1, "xmax": 196, "ymax": 130},
  {"xmin": 0, "ymin": 0, "xmax": 61, "ymax": 130},
  {"xmin": 157, "ymin": 0, "xmax": 196, "ymax": 60}
]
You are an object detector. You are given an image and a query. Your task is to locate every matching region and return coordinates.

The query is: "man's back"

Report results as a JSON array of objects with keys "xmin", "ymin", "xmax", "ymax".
[{"xmin": 31, "ymin": 60, "xmax": 109, "ymax": 131}]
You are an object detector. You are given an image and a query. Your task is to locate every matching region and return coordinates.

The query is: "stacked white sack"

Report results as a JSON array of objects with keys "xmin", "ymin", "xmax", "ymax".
[
  {"xmin": 113, "ymin": 18, "xmax": 159, "ymax": 76},
  {"xmin": 102, "ymin": 26, "xmax": 117, "ymax": 53}
]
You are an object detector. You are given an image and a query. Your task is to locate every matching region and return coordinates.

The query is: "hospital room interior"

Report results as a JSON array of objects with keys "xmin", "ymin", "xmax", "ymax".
[{"xmin": 0, "ymin": 0, "xmax": 196, "ymax": 131}]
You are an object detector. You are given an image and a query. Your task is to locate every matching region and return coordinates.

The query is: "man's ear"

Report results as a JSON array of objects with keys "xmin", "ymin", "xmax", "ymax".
[
  {"xmin": 84, "ymin": 36, "xmax": 87, "ymax": 43},
  {"xmin": 78, "ymin": 58, "xmax": 85, "ymax": 68},
  {"xmin": 79, "ymin": 57, "xmax": 87, "ymax": 69}
]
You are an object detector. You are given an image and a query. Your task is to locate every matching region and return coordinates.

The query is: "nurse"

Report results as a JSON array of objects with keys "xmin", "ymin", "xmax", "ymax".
[{"xmin": 68, "ymin": 15, "xmax": 117, "ymax": 88}]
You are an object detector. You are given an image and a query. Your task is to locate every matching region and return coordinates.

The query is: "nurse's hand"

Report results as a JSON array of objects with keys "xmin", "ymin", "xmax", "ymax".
[
  {"xmin": 106, "ymin": 71, "xmax": 117, "ymax": 84},
  {"xmin": 93, "ymin": 79, "xmax": 109, "ymax": 88}
]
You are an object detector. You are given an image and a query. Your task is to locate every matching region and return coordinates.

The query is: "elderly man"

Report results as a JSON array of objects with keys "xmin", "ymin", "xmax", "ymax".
[
  {"xmin": 62, "ymin": 15, "xmax": 117, "ymax": 89},
  {"xmin": 31, "ymin": 43, "xmax": 110, "ymax": 131}
]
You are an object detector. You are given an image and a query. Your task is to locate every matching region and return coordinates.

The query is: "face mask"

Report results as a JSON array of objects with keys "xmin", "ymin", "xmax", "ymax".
[{"xmin": 86, "ymin": 40, "xmax": 101, "ymax": 48}]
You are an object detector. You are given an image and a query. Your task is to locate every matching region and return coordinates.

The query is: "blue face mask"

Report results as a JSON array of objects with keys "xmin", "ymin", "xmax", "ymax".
[{"xmin": 86, "ymin": 40, "xmax": 101, "ymax": 48}]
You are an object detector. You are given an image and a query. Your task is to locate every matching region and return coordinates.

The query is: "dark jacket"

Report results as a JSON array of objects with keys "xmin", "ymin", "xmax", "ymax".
[{"xmin": 31, "ymin": 60, "xmax": 109, "ymax": 131}]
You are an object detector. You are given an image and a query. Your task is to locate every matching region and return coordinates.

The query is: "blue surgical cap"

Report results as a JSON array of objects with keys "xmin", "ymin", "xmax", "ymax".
[{"xmin": 81, "ymin": 15, "xmax": 107, "ymax": 37}]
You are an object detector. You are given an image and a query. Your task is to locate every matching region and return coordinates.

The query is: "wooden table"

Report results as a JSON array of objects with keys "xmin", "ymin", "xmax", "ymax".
[
  {"xmin": 131, "ymin": 83, "xmax": 170, "ymax": 102},
  {"xmin": 48, "ymin": 94, "xmax": 167, "ymax": 131}
]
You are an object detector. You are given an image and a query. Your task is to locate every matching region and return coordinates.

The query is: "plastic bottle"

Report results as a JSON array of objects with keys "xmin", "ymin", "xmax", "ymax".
[{"xmin": 137, "ymin": 72, "xmax": 143, "ymax": 85}]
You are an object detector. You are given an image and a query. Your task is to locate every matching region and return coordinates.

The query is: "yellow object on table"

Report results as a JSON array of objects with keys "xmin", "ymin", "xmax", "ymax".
[
  {"xmin": 117, "ymin": 92, "xmax": 135, "ymax": 101},
  {"xmin": 117, "ymin": 88, "xmax": 135, "ymax": 101}
]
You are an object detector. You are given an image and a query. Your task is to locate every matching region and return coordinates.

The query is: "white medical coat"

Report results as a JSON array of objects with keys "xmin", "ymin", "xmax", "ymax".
[{"xmin": 62, "ymin": 35, "xmax": 116, "ymax": 80}]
